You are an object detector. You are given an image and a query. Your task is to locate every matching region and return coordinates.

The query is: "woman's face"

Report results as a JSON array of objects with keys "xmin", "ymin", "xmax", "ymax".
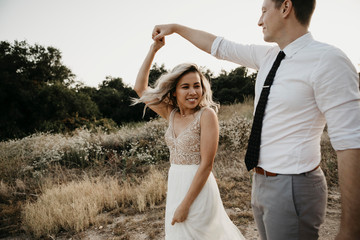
[{"xmin": 174, "ymin": 71, "xmax": 203, "ymax": 110}]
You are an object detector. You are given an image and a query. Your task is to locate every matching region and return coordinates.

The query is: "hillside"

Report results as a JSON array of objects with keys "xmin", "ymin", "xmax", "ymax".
[{"xmin": 0, "ymin": 103, "xmax": 340, "ymax": 239}]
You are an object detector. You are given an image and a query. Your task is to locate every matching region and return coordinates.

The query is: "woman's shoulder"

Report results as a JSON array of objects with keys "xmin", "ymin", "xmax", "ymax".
[
  {"xmin": 199, "ymin": 107, "xmax": 218, "ymax": 123},
  {"xmin": 200, "ymin": 106, "xmax": 216, "ymax": 115}
]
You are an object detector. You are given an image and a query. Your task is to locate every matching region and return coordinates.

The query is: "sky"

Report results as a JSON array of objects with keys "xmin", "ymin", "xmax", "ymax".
[{"xmin": 1, "ymin": 0, "xmax": 359, "ymax": 88}]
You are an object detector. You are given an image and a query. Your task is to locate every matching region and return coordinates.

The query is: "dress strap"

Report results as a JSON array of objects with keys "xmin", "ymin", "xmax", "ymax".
[
  {"xmin": 168, "ymin": 108, "xmax": 177, "ymax": 126},
  {"xmin": 196, "ymin": 107, "xmax": 208, "ymax": 120}
]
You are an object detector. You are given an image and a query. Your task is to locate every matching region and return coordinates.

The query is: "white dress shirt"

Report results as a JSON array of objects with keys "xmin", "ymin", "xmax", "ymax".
[{"xmin": 211, "ymin": 33, "xmax": 360, "ymax": 174}]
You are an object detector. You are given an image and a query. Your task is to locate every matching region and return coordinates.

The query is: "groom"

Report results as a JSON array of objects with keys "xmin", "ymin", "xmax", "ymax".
[{"xmin": 152, "ymin": 0, "xmax": 360, "ymax": 239}]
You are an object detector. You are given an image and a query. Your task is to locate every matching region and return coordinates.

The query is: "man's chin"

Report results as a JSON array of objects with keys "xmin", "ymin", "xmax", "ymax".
[{"xmin": 263, "ymin": 36, "xmax": 273, "ymax": 43}]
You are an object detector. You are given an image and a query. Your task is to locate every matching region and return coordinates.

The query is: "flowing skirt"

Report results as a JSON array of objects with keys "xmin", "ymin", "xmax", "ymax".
[{"xmin": 165, "ymin": 164, "xmax": 245, "ymax": 240}]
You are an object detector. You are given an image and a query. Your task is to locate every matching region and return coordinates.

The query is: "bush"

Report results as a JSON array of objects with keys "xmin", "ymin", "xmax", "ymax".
[{"xmin": 0, "ymin": 119, "xmax": 168, "ymax": 182}]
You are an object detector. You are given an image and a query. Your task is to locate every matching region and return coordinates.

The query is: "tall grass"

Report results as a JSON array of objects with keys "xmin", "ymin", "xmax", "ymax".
[
  {"xmin": 22, "ymin": 168, "xmax": 166, "ymax": 238},
  {"xmin": 218, "ymin": 99, "xmax": 254, "ymax": 121}
]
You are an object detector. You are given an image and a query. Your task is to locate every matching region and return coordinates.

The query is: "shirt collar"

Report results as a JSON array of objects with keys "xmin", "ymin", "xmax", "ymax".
[{"xmin": 282, "ymin": 32, "xmax": 314, "ymax": 58}]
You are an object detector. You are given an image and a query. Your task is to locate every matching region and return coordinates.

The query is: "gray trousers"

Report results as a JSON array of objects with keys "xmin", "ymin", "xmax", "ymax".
[{"xmin": 251, "ymin": 168, "xmax": 327, "ymax": 240}]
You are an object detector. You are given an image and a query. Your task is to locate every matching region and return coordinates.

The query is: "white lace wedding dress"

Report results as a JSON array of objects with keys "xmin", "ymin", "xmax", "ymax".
[{"xmin": 164, "ymin": 107, "xmax": 245, "ymax": 240}]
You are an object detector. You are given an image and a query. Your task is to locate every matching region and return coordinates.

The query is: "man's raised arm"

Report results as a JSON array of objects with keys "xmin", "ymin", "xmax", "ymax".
[{"xmin": 152, "ymin": 24, "xmax": 217, "ymax": 54}]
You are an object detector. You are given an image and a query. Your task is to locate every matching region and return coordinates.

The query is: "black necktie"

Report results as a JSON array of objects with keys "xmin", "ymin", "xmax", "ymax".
[{"xmin": 244, "ymin": 51, "xmax": 286, "ymax": 171}]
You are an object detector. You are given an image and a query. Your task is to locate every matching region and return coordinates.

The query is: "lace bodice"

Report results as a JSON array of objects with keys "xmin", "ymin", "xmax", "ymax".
[{"xmin": 164, "ymin": 108, "xmax": 206, "ymax": 165}]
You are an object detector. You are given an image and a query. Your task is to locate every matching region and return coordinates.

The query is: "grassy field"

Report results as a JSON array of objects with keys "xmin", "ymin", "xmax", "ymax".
[{"xmin": 0, "ymin": 102, "xmax": 338, "ymax": 239}]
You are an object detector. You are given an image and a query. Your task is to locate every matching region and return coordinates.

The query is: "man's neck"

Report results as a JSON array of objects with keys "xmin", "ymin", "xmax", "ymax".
[{"xmin": 277, "ymin": 25, "xmax": 309, "ymax": 50}]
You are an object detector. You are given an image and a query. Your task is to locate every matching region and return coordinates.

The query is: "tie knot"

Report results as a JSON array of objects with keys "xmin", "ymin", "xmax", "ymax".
[{"xmin": 277, "ymin": 51, "xmax": 286, "ymax": 61}]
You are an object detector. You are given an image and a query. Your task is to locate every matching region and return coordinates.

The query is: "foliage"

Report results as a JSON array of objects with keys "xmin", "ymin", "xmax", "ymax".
[
  {"xmin": 149, "ymin": 63, "xmax": 168, "ymax": 87},
  {"xmin": 0, "ymin": 41, "xmax": 159, "ymax": 140},
  {"xmin": 91, "ymin": 76, "xmax": 144, "ymax": 124},
  {"xmin": 219, "ymin": 116, "xmax": 252, "ymax": 152},
  {"xmin": 0, "ymin": 118, "xmax": 169, "ymax": 182},
  {"xmin": 0, "ymin": 40, "xmax": 100, "ymax": 140},
  {"xmin": 0, "ymin": 40, "xmax": 75, "ymax": 86},
  {"xmin": 211, "ymin": 67, "xmax": 257, "ymax": 104}
]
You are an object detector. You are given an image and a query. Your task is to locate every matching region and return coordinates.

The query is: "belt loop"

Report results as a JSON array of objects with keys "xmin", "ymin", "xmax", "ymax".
[{"xmin": 264, "ymin": 170, "xmax": 267, "ymax": 177}]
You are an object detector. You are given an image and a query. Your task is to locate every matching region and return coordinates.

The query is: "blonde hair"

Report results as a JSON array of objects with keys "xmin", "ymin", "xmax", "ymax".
[{"xmin": 133, "ymin": 63, "xmax": 219, "ymax": 114}]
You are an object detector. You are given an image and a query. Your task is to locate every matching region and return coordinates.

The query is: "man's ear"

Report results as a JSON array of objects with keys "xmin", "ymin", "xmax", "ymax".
[{"xmin": 282, "ymin": 0, "xmax": 292, "ymax": 16}]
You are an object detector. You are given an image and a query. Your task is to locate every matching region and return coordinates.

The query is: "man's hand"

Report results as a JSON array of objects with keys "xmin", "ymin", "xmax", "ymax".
[{"xmin": 152, "ymin": 24, "xmax": 176, "ymax": 41}]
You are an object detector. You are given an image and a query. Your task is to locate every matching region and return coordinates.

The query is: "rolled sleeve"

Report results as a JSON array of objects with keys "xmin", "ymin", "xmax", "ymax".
[
  {"xmin": 210, "ymin": 36, "xmax": 273, "ymax": 70},
  {"xmin": 314, "ymin": 48, "xmax": 360, "ymax": 150},
  {"xmin": 326, "ymin": 101, "xmax": 360, "ymax": 150},
  {"xmin": 211, "ymin": 36, "xmax": 223, "ymax": 57}
]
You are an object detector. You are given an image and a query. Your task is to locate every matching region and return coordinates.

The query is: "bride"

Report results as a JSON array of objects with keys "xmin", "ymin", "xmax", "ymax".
[{"xmin": 133, "ymin": 36, "xmax": 245, "ymax": 240}]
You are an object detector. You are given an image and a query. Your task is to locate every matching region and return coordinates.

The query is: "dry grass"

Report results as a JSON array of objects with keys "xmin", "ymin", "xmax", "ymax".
[
  {"xmin": 21, "ymin": 168, "xmax": 166, "ymax": 238},
  {"xmin": 320, "ymin": 131, "xmax": 338, "ymax": 188},
  {"xmin": 0, "ymin": 181, "xmax": 11, "ymax": 199},
  {"xmin": 22, "ymin": 176, "xmax": 120, "ymax": 237},
  {"xmin": 218, "ymin": 99, "xmax": 254, "ymax": 121},
  {"xmin": 213, "ymin": 145, "xmax": 253, "ymax": 231}
]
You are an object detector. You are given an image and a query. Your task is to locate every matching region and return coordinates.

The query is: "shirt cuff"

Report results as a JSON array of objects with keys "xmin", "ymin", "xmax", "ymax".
[
  {"xmin": 211, "ymin": 36, "xmax": 224, "ymax": 57},
  {"xmin": 331, "ymin": 135, "xmax": 360, "ymax": 151}
]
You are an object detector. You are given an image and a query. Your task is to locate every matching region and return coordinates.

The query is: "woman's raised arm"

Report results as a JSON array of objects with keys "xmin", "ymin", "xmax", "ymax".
[{"xmin": 134, "ymin": 38, "xmax": 172, "ymax": 119}]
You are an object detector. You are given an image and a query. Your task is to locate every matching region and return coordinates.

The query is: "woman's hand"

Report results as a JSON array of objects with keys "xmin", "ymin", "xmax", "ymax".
[
  {"xmin": 151, "ymin": 36, "xmax": 165, "ymax": 53},
  {"xmin": 171, "ymin": 203, "xmax": 190, "ymax": 225}
]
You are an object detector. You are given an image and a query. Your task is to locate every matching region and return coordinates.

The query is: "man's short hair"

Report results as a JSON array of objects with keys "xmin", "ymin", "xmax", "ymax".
[{"xmin": 272, "ymin": 0, "xmax": 316, "ymax": 26}]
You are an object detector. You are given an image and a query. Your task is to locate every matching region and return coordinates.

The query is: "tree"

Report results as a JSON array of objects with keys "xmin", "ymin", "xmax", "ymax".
[
  {"xmin": 149, "ymin": 63, "xmax": 168, "ymax": 86},
  {"xmin": 91, "ymin": 77, "xmax": 148, "ymax": 125},
  {"xmin": 0, "ymin": 40, "xmax": 98, "ymax": 140},
  {"xmin": 211, "ymin": 67, "xmax": 257, "ymax": 104},
  {"xmin": 35, "ymin": 83, "xmax": 101, "ymax": 132}
]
